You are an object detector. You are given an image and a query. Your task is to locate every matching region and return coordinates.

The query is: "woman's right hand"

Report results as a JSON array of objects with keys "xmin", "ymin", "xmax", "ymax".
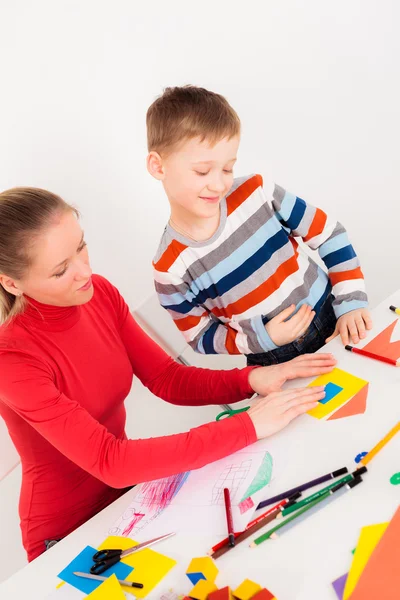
[{"xmin": 247, "ymin": 386, "xmax": 325, "ymax": 440}]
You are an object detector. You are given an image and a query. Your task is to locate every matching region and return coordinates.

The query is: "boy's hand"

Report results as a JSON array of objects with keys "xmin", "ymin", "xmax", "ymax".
[
  {"xmin": 325, "ymin": 308, "xmax": 373, "ymax": 345},
  {"xmin": 265, "ymin": 304, "xmax": 315, "ymax": 347},
  {"xmin": 248, "ymin": 353, "xmax": 336, "ymax": 396}
]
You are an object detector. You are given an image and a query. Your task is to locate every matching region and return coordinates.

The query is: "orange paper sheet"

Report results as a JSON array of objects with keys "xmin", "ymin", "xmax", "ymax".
[{"xmin": 349, "ymin": 506, "xmax": 400, "ymax": 600}]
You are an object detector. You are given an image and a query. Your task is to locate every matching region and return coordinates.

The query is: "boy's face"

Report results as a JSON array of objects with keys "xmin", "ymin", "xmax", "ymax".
[{"xmin": 148, "ymin": 135, "xmax": 240, "ymax": 221}]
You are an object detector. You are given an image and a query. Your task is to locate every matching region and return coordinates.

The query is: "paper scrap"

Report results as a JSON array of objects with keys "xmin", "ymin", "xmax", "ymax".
[
  {"xmin": 350, "ymin": 506, "xmax": 400, "ymax": 600},
  {"xmin": 57, "ymin": 545, "xmax": 132, "ymax": 594},
  {"xmin": 98, "ymin": 536, "xmax": 176, "ymax": 597},
  {"xmin": 332, "ymin": 573, "xmax": 347, "ymax": 599},
  {"xmin": 86, "ymin": 574, "xmax": 126, "ymax": 599},
  {"xmin": 343, "ymin": 522, "xmax": 388, "ymax": 599}
]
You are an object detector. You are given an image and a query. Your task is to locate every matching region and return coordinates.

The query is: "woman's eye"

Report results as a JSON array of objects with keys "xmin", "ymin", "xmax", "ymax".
[{"xmin": 54, "ymin": 268, "xmax": 67, "ymax": 279}]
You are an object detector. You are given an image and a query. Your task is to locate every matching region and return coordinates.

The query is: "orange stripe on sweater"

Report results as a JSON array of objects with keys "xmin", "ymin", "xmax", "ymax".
[
  {"xmin": 153, "ymin": 239, "xmax": 188, "ymax": 272},
  {"xmin": 211, "ymin": 250, "xmax": 300, "ymax": 319},
  {"xmin": 226, "ymin": 174, "xmax": 263, "ymax": 216},
  {"xmin": 174, "ymin": 312, "xmax": 208, "ymax": 332},
  {"xmin": 225, "ymin": 329, "xmax": 239, "ymax": 354},
  {"xmin": 303, "ymin": 208, "xmax": 327, "ymax": 242},
  {"xmin": 330, "ymin": 267, "xmax": 364, "ymax": 286}
]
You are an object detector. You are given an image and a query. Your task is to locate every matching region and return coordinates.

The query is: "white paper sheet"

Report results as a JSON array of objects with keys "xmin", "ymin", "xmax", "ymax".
[{"xmin": 109, "ymin": 436, "xmax": 287, "ymax": 539}]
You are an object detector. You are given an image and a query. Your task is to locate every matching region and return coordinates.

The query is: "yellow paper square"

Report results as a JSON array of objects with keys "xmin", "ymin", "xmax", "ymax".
[
  {"xmin": 98, "ymin": 536, "xmax": 177, "ymax": 598},
  {"xmin": 307, "ymin": 368, "xmax": 368, "ymax": 419},
  {"xmin": 86, "ymin": 574, "xmax": 126, "ymax": 599},
  {"xmin": 343, "ymin": 522, "xmax": 389, "ymax": 599}
]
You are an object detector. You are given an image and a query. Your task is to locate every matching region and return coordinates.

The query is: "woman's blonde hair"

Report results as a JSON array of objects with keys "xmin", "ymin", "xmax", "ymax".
[{"xmin": 0, "ymin": 187, "xmax": 78, "ymax": 325}]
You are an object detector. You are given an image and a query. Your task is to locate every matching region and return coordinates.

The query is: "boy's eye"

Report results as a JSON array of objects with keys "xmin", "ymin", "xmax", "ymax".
[
  {"xmin": 224, "ymin": 169, "xmax": 233, "ymax": 174},
  {"xmin": 195, "ymin": 171, "xmax": 209, "ymax": 176},
  {"xmin": 54, "ymin": 267, "xmax": 67, "ymax": 279}
]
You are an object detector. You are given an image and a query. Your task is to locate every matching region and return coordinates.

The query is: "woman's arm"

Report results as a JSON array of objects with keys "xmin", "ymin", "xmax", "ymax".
[{"xmin": 0, "ymin": 351, "xmax": 256, "ymax": 488}]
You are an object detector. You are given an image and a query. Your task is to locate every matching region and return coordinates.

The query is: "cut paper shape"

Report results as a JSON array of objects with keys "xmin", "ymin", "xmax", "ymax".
[
  {"xmin": 320, "ymin": 382, "xmax": 343, "ymax": 404},
  {"xmin": 252, "ymin": 589, "xmax": 276, "ymax": 600},
  {"xmin": 57, "ymin": 545, "xmax": 133, "ymax": 595},
  {"xmin": 390, "ymin": 472, "xmax": 400, "ymax": 485},
  {"xmin": 240, "ymin": 452, "xmax": 273, "ymax": 501},
  {"xmin": 186, "ymin": 557, "xmax": 218, "ymax": 585},
  {"xmin": 348, "ymin": 507, "xmax": 400, "ymax": 599},
  {"xmin": 97, "ymin": 536, "xmax": 176, "ymax": 598},
  {"xmin": 307, "ymin": 368, "xmax": 368, "ymax": 420},
  {"xmin": 188, "ymin": 579, "xmax": 218, "ymax": 600},
  {"xmin": 86, "ymin": 574, "xmax": 126, "ymax": 599},
  {"xmin": 233, "ymin": 579, "xmax": 262, "ymax": 600},
  {"xmin": 362, "ymin": 319, "xmax": 400, "ymax": 361},
  {"xmin": 208, "ymin": 587, "xmax": 234, "ymax": 600},
  {"xmin": 343, "ymin": 522, "xmax": 389, "ymax": 599},
  {"xmin": 332, "ymin": 573, "xmax": 347, "ymax": 599},
  {"xmin": 354, "ymin": 451, "xmax": 368, "ymax": 464},
  {"xmin": 327, "ymin": 384, "xmax": 369, "ymax": 420}
]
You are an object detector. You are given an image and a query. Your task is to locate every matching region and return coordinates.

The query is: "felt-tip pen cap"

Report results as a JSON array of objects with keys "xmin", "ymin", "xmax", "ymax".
[
  {"xmin": 348, "ymin": 476, "xmax": 363, "ymax": 489},
  {"xmin": 353, "ymin": 466, "xmax": 367, "ymax": 476},
  {"xmin": 332, "ymin": 467, "xmax": 348, "ymax": 477},
  {"xmin": 285, "ymin": 491, "xmax": 302, "ymax": 507}
]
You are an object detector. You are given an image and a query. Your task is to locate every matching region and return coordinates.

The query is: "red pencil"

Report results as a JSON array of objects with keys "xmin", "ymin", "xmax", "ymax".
[
  {"xmin": 345, "ymin": 345, "xmax": 400, "ymax": 367},
  {"xmin": 208, "ymin": 498, "xmax": 289, "ymax": 555},
  {"xmin": 223, "ymin": 488, "xmax": 235, "ymax": 547}
]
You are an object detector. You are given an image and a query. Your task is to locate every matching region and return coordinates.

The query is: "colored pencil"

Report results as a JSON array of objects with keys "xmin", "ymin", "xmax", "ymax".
[
  {"xmin": 281, "ymin": 467, "xmax": 367, "ymax": 516},
  {"xmin": 210, "ymin": 493, "xmax": 301, "ymax": 559},
  {"xmin": 223, "ymin": 488, "xmax": 235, "ymax": 547},
  {"xmin": 251, "ymin": 478, "xmax": 363, "ymax": 547},
  {"xmin": 360, "ymin": 422, "xmax": 400, "ymax": 466},
  {"xmin": 390, "ymin": 305, "xmax": 400, "ymax": 316},
  {"xmin": 345, "ymin": 345, "xmax": 400, "ymax": 367},
  {"xmin": 208, "ymin": 492, "xmax": 302, "ymax": 555},
  {"xmin": 256, "ymin": 466, "xmax": 348, "ymax": 510},
  {"xmin": 73, "ymin": 571, "xmax": 143, "ymax": 588}
]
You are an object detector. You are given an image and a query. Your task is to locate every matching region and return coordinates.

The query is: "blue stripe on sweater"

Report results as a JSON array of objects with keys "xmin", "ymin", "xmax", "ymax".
[
  {"xmin": 196, "ymin": 228, "xmax": 290, "ymax": 304},
  {"xmin": 285, "ymin": 197, "xmax": 307, "ymax": 231},
  {"xmin": 323, "ymin": 245, "xmax": 356, "ymax": 269},
  {"xmin": 190, "ymin": 217, "xmax": 282, "ymax": 294},
  {"xmin": 201, "ymin": 321, "xmax": 219, "ymax": 354},
  {"xmin": 319, "ymin": 232, "xmax": 350, "ymax": 259}
]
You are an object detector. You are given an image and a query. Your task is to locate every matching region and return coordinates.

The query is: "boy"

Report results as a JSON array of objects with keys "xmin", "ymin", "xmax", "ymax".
[{"xmin": 147, "ymin": 86, "xmax": 372, "ymax": 366}]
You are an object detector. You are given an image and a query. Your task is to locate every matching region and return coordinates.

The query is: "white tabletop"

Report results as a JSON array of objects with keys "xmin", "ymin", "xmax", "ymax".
[{"xmin": 1, "ymin": 292, "xmax": 400, "ymax": 600}]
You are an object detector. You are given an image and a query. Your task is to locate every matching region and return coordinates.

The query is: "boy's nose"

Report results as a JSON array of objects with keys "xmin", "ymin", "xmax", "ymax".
[{"xmin": 208, "ymin": 176, "xmax": 225, "ymax": 193}]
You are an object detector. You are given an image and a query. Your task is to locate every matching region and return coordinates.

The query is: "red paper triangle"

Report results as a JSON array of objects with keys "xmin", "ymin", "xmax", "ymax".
[{"xmin": 327, "ymin": 384, "xmax": 368, "ymax": 420}]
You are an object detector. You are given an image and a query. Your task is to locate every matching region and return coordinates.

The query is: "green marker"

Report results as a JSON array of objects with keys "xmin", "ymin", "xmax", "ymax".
[{"xmin": 281, "ymin": 466, "xmax": 367, "ymax": 517}]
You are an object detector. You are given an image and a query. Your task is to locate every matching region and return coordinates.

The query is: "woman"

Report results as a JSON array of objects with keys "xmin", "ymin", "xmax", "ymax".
[{"xmin": 0, "ymin": 188, "xmax": 333, "ymax": 561}]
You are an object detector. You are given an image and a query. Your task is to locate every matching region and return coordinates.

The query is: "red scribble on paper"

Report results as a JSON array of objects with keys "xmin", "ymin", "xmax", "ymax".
[
  {"xmin": 238, "ymin": 496, "xmax": 254, "ymax": 514},
  {"xmin": 122, "ymin": 510, "xmax": 145, "ymax": 536}
]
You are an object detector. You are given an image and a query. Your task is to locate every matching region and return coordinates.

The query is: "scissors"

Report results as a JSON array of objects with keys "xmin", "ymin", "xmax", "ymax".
[
  {"xmin": 216, "ymin": 406, "xmax": 250, "ymax": 421},
  {"xmin": 90, "ymin": 532, "xmax": 175, "ymax": 575}
]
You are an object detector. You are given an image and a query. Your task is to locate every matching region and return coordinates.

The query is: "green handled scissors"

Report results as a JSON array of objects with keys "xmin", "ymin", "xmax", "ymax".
[{"xmin": 216, "ymin": 406, "xmax": 250, "ymax": 421}]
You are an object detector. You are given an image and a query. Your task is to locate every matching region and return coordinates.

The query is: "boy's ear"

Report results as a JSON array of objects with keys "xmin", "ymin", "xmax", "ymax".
[{"xmin": 147, "ymin": 151, "xmax": 165, "ymax": 180}]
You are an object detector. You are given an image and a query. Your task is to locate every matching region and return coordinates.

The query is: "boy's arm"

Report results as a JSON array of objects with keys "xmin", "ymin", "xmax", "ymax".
[
  {"xmin": 270, "ymin": 184, "xmax": 368, "ymax": 318},
  {"xmin": 154, "ymin": 270, "xmax": 279, "ymax": 355}
]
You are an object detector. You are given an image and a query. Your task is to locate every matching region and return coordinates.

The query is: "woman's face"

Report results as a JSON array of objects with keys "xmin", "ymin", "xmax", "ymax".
[{"xmin": 11, "ymin": 211, "xmax": 94, "ymax": 306}]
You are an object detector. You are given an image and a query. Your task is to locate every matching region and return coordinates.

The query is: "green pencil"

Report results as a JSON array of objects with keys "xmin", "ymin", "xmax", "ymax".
[
  {"xmin": 281, "ymin": 466, "xmax": 367, "ymax": 517},
  {"xmin": 281, "ymin": 475, "xmax": 351, "ymax": 516},
  {"xmin": 251, "ymin": 493, "xmax": 328, "ymax": 545}
]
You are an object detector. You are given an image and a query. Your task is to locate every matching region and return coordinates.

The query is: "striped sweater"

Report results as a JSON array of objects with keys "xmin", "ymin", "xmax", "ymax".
[{"xmin": 153, "ymin": 174, "xmax": 368, "ymax": 355}]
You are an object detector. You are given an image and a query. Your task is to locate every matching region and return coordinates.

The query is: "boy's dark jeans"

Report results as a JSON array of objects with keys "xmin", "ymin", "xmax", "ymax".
[{"xmin": 246, "ymin": 295, "xmax": 336, "ymax": 367}]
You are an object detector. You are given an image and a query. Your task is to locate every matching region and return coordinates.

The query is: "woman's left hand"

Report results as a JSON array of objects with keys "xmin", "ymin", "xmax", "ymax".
[{"xmin": 248, "ymin": 353, "xmax": 336, "ymax": 396}]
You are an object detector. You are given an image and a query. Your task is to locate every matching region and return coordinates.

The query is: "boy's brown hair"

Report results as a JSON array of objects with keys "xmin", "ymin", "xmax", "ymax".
[{"xmin": 146, "ymin": 85, "xmax": 241, "ymax": 155}]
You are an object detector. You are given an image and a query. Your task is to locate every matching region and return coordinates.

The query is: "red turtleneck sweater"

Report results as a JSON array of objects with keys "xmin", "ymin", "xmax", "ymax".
[{"xmin": 0, "ymin": 275, "xmax": 256, "ymax": 561}]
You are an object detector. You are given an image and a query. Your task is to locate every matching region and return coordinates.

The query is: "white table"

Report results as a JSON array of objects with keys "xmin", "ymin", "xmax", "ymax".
[{"xmin": 1, "ymin": 292, "xmax": 400, "ymax": 600}]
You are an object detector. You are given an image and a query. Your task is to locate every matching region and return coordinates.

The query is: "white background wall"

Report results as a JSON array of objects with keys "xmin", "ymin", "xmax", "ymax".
[{"xmin": 0, "ymin": 0, "xmax": 399, "ymax": 583}]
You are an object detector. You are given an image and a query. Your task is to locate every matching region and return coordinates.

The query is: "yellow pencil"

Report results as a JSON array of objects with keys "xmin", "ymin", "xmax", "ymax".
[
  {"xmin": 390, "ymin": 305, "xmax": 400, "ymax": 316},
  {"xmin": 360, "ymin": 422, "xmax": 400, "ymax": 466}
]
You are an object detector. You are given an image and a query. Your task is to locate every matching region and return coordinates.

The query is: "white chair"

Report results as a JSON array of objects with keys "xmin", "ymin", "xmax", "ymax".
[{"xmin": 0, "ymin": 420, "xmax": 27, "ymax": 583}]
